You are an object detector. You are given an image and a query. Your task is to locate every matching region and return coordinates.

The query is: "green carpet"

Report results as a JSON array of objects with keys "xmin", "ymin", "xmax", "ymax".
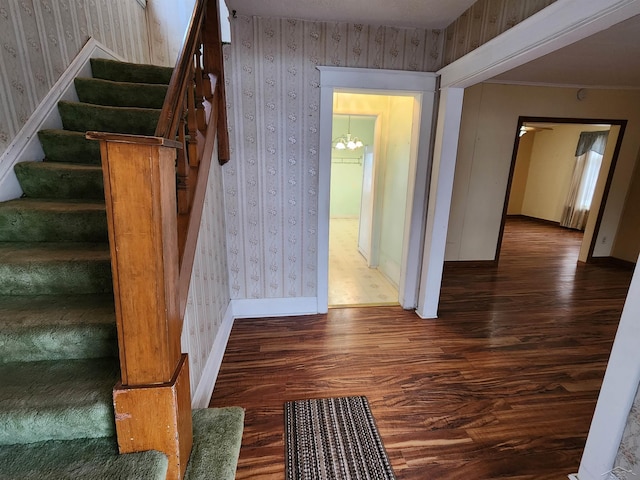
[
  {"xmin": 0, "ymin": 437, "xmax": 168, "ymax": 480},
  {"xmin": 0, "ymin": 57, "xmax": 243, "ymax": 478},
  {"xmin": 185, "ymin": 408, "xmax": 245, "ymax": 480}
]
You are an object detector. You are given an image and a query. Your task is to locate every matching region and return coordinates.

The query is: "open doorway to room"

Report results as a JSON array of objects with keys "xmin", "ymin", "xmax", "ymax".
[
  {"xmin": 497, "ymin": 117, "xmax": 626, "ymax": 264},
  {"xmin": 328, "ymin": 91, "xmax": 419, "ymax": 307}
]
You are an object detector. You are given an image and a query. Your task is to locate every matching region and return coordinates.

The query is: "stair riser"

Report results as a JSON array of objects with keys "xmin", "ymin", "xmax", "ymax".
[
  {"xmin": 91, "ymin": 58, "xmax": 173, "ymax": 85},
  {"xmin": 75, "ymin": 77, "xmax": 169, "ymax": 109},
  {"xmin": 0, "ymin": 261, "xmax": 112, "ymax": 295},
  {"xmin": 0, "ymin": 403, "xmax": 115, "ymax": 446},
  {"xmin": 0, "ymin": 209, "xmax": 107, "ymax": 243},
  {"xmin": 15, "ymin": 163, "xmax": 104, "ymax": 200},
  {"xmin": 59, "ymin": 101, "xmax": 160, "ymax": 136},
  {"xmin": 0, "ymin": 324, "xmax": 117, "ymax": 364},
  {"xmin": 38, "ymin": 130, "xmax": 101, "ymax": 164}
]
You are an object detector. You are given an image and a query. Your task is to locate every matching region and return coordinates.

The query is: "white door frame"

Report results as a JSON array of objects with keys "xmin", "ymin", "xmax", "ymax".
[{"xmin": 317, "ymin": 67, "xmax": 438, "ymax": 312}]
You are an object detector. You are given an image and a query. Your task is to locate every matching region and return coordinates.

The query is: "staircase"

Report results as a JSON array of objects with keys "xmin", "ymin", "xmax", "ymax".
[{"xmin": 0, "ymin": 58, "xmax": 243, "ymax": 479}]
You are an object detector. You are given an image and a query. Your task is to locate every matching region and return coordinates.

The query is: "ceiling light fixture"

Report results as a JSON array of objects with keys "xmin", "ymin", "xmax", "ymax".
[{"xmin": 333, "ymin": 115, "xmax": 364, "ymax": 150}]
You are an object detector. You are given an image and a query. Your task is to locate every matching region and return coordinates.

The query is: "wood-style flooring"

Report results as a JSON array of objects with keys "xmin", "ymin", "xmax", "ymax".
[{"xmin": 209, "ymin": 217, "xmax": 635, "ymax": 479}]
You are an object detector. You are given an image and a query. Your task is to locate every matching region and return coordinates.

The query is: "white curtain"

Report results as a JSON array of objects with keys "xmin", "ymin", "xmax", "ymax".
[{"xmin": 560, "ymin": 131, "xmax": 609, "ymax": 230}]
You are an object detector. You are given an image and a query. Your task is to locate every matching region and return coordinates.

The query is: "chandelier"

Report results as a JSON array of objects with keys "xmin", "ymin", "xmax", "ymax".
[{"xmin": 333, "ymin": 115, "xmax": 364, "ymax": 150}]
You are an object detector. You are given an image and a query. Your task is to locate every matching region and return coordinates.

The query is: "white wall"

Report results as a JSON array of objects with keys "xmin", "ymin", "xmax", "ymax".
[
  {"xmin": 446, "ymin": 83, "xmax": 640, "ymax": 261},
  {"xmin": 145, "ymin": 0, "xmax": 196, "ymax": 66}
]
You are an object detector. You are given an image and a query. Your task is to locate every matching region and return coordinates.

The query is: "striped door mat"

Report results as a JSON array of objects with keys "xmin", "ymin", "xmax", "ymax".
[{"xmin": 284, "ymin": 396, "xmax": 396, "ymax": 480}]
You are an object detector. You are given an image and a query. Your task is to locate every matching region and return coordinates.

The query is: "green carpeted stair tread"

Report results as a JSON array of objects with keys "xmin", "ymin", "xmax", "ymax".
[
  {"xmin": 38, "ymin": 130, "xmax": 101, "ymax": 164},
  {"xmin": 0, "ymin": 358, "xmax": 118, "ymax": 445},
  {"xmin": 0, "ymin": 199, "xmax": 107, "ymax": 242},
  {"xmin": 75, "ymin": 77, "xmax": 169, "ymax": 109},
  {"xmin": 0, "ymin": 294, "xmax": 116, "ymax": 364},
  {"xmin": 15, "ymin": 161, "xmax": 104, "ymax": 199},
  {"xmin": 184, "ymin": 408, "xmax": 245, "ymax": 480},
  {"xmin": 0, "ymin": 242, "xmax": 112, "ymax": 295},
  {"xmin": 58, "ymin": 101, "xmax": 161, "ymax": 137},
  {"xmin": 90, "ymin": 58, "xmax": 173, "ymax": 85},
  {"xmin": 0, "ymin": 437, "xmax": 167, "ymax": 480}
]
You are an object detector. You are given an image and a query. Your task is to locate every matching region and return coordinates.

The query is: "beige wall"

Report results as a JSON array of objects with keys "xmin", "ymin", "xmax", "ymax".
[
  {"xmin": 613, "ymin": 153, "xmax": 640, "ymax": 263},
  {"xmin": 378, "ymin": 95, "xmax": 414, "ymax": 285},
  {"xmin": 507, "ymin": 131, "xmax": 533, "ymax": 215},
  {"xmin": 519, "ymin": 124, "xmax": 608, "ymax": 222},
  {"xmin": 446, "ymin": 83, "xmax": 640, "ymax": 261},
  {"xmin": 0, "ymin": 0, "xmax": 151, "ymax": 159}
]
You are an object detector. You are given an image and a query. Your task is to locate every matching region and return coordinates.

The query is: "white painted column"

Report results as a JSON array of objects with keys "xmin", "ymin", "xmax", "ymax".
[
  {"xmin": 415, "ymin": 87, "xmax": 464, "ymax": 319},
  {"xmin": 577, "ymin": 257, "xmax": 640, "ymax": 480}
]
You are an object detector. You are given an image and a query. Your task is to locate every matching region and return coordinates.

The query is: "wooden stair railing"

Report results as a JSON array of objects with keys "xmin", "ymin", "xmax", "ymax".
[{"xmin": 86, "ymin": 1, "xmax": 229, "ymax": 479}]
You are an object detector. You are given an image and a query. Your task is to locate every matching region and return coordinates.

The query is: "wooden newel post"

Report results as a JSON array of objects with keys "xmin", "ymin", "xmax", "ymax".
[{"xmin": 88, "ymin": 133, "xmax": 193, "ymax": 480}]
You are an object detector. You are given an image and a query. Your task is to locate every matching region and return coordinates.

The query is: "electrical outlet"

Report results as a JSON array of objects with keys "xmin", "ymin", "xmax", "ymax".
[{"xmin": 601, "ymin": 236, "xmax": 607, "ymax": 245}]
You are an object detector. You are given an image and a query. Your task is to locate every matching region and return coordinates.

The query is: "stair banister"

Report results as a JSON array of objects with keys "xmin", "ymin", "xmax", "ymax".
[{"xmin": 86, "ymin": 1, "xmax": 228, "ymax": 479}]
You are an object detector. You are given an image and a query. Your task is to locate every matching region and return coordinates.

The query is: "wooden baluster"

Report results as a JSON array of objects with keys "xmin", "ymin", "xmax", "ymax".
[
  {"xmin": 176, "ymin": 100, "xmax": 190, "ymax": 215},
  {"xmin": 194, "ymin": 42, "xmax": 208, "ymax": 133},
  {"xmin": 186, "ymin": 73, "xmax": 199, "ymax": 169}
]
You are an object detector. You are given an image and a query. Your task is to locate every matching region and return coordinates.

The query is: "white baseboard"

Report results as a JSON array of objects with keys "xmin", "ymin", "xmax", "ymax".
[
  {"xmin": 0, "ymin": 37, "xmax": 123, "ymax": 202},
  {"xmin": 191, "ymin": 303, "xmax": 235, "ymax": 409},
  {"xmin": 231, "ymin": 297, "xmax": 318, "ymax": 318}
]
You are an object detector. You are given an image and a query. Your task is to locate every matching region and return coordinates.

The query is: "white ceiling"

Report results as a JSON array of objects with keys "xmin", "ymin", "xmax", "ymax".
[
  {"xmin": 490, "ymin": 14, "xmax": 640, "ymax": 89},
  {"xmin": 224, "ymin": 1, "xmax": 640, "ymax": 90},
  {"xmin": 224, "ymin": 0, "xmax": 478, "ymax": 30}
]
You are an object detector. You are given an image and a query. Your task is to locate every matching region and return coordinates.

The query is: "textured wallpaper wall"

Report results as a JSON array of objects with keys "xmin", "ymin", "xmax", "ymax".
[
  {"xmin": 0, "ymin": 0, "xmax": 150, "ymax": 158},
  {"xmin": 222, "ymin": 15, "xmax": 444, "ymax": 300},
  {"xmin": 181, "ymin": 141, "xmax": 231, "ymax": 398},
  {"xmin": 614, "ymin": 383, "xmax": 640, "ymax": 479},
  {"xmin": 443, "ymin": 0, "xmax": 556, "ymax": 65}
]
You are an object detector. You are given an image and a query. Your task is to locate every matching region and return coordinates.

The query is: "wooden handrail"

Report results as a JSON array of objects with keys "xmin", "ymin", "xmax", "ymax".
[
  {"xmin": 86, "ymin": 1, "xmax": 229, "ymax": 478},
  {"xmin": 155, "ymin": 1, "xmax": 206, "ymax": 140}
]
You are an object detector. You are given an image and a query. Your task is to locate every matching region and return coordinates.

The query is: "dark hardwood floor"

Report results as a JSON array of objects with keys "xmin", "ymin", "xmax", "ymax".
[{"xmin": 209, "ymin": 217, "xmax": 635, "ymax": 479}]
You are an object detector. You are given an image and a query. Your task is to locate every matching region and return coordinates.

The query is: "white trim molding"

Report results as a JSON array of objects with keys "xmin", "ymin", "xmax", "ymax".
[
  {"xmin": 317, "ymin": 66, "xmax": 438, "ymax": 313},
  {"xmin": 191, "ymin": 304, "xmax": 235, "ymax": 409},
  {"xmin": 0, "ymin": 38, "xmax": 124, "ymax": 202},
  {"xmin": 415, "ymin": 87, "xmax": 464, "ymax": 319},
  {"xmin": 577, "ymin": 255, "xmax": 640, "ymax": 480},
  {"xmin": 231, "ymin": 297, "xmax": 319, "ymax": 319}
]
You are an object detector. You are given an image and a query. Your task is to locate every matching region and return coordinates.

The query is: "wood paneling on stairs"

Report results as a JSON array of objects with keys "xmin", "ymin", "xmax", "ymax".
[{"xmin": 209, "ymin": 217, "xmax": 634, "ymax": 479}]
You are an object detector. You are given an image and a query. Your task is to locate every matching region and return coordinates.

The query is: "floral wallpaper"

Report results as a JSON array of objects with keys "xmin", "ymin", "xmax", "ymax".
[
  {"xmin": 613, "ymin": 382, "xmax": 640, "ymax": 479},
  {"xmin": 443, "ymin": 0, "xmax": 556, "ymax": 65},
  {"xmin": 0, "ymin": 0, "xmax": 150, "ymax": 158},
  {"xmin": 181, "ymin": 141, "xmax": 230, "ymax": 399},
  {"xmin": 222, "ymin": 15, "xmax": 444, "ymax": 300}
]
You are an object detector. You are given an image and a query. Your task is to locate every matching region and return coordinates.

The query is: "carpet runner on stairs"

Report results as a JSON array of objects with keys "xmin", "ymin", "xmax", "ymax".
[{"xmin": 0, "ymin": 58, "xmax": 243, "ymax": 479}]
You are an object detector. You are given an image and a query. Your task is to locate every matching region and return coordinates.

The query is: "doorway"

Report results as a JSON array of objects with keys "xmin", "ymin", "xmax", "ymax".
[
  {"xmin": 497, "ymin": 117, "xmax": 626, "ymax": 263},
  {"xmin": 317, "ymin": 67, "xmax": 438, "ymax": 313},
  {"xmin": 329, "ymin": 97, "xmax": 414, "ymax": 307}
]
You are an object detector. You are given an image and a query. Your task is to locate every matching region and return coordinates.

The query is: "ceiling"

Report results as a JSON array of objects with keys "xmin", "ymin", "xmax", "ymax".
[
  {"xmin": 224, "ymin": 0, "xmax": 478, "ymax": 30},
  {"xmin": 490, "ymin": 14, "xmax": 640, "ymax": 89},
  {"xmin": 224, "ymin": 1, "xmax": 640, "ymax": 90}
]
